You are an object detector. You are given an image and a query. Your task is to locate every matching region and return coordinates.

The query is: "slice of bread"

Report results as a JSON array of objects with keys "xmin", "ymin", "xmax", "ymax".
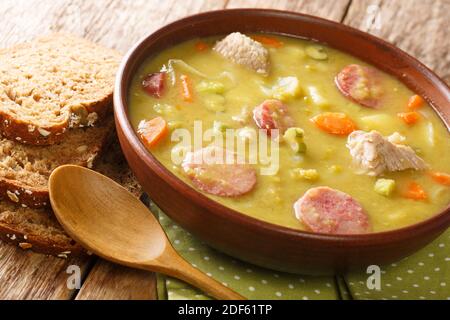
[
  {"xmin": 0, "ymin": 137, "xmax": 143, "ymax": 257},
  {"xmin": 0, "ymin": 116, "xmax": 114, "ymax": 208},
  {"xmin": 0, "ymin": 33, "xmax": 121, "ymax": 145},
  {"xmin": 0, "ymin": 202, "xmax": 82, "ymax": 257}
]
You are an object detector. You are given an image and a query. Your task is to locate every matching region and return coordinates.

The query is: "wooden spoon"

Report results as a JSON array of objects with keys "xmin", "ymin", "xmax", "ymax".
[{"xmin": 48, "ymin": 165, "xmax": 245, "ymax": 300}]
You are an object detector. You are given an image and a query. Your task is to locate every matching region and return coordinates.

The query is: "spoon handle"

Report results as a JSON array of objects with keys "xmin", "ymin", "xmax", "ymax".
[{"xmin": 154, "ymin": 251, "xmax": 246, "ymax": 300}]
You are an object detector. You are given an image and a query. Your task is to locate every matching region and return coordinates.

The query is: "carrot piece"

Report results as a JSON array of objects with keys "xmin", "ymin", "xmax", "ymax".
[
  {"xmin": 194, "ymin": 41, "xmax": 208, "ymax": 52},
  {"xmin": 407, "ymin": 94, "xmax": 424, "ymax": 111},
  {"xmin": 180, "ymin": 74, "xmax": 193, "ymax": 102},
  {"xmin": 403, "ymin": 182, "xmax": 428, "ymax": 201},
  {"xmin": 398, "ymin": 111, "xmax": 420, "ymax": 125},
  {"xmin": 137, "ymin": 117, "xmax": 168, "ymax": 148},
  {"xmin": 310, "ymin": 112, "xmax": 358, "ymax": 136},
  {"xmin": 429, "ymin": 171, "xmax": 450, "ymax": 186},
  {"xmin": 253, "ymin": 35, "xmax": 284, "ymax": 48}
]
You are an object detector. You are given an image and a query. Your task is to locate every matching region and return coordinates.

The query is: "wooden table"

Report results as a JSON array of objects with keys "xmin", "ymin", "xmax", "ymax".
[{"xmin": 0, "ymin": 0, "xmax": 448, "ymax": 300}]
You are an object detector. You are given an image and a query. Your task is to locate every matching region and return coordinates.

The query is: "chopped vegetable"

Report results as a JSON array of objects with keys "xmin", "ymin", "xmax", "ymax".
[
  {"xmin": 283, "ymin": 127, "xmax": 307, "ymax": 153},
  {"xmin": 328, "ymin": 165, "xmax": 342, "ymax": 173},
  {"xmin": 180, "ymin": 74, "xmax": 193, "ymax": 102},
  {"xmin": 398, "ymin": 111, "xmax": 420, "ymax": 125},
  {"xmin": 167, "ymin": 120, "xmax": 183, "ymax": 130},
  {"xmin": 310, "ymin": 112, "xmax": 357, "ymax": 136},
  {"xmin": 374, "ymin": 179, "xmax": 396, "ymax": 197},
  {"xmin": 291, "ymin": 168, "xmax": 319, "ymax": 181},
  {"xmin": 269, "ymin": 77, "xmax": 302, "ymax": 101},
  {"xmin": 137, "ymin": 117, "xmax": 168, "ymax": 148},
  {"xmin": 194, "ymin": 41, "xmax": 209, "ymax": 51},
  {"xmin": 425, "ymin": 122, "xmax": 435, "ymax": 147},
  {"xmin": 203, "ymin": 93, "xmax": 226, "ymax": 112},
  {"xmin": 305, "ymin": 45, "xmax": 328, "ymax": 60},
  {"xmin": 307, "ymin": 86, "xmax": 329, "ymax": 109},
  {"xmin": 196, "ymin": 80, "xmax": 225, "ymax": 94},
  {"xmin": 213, "ymin": 121, "xmax": 231, "ymax": 133},
  {"xmin": 360, "ymin": 114, "xmax": 397, "ymax": 132},
  {"xmin": 429, "ymin": 171, "xmax": 450, "ymax": 186},
  {"xmin": 407, "ymin": 94, "xmax": 424, "ymax": 111},
  {"xmin": 403, "ymin": 182, "xmax": 427, "ymax": 201},
  {"xmin": 153, "ymin": 103, "xmax": 175, "ymax": 115},
  {"xmin": 252, "ymin": 35, "xmax": 283, "ymax": 48}
]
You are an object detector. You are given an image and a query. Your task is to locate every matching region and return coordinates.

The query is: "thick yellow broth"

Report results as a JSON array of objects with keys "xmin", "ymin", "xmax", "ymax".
[{"xmin": 128, "ymin": 35, "xmax": 450, "ymax": 233}]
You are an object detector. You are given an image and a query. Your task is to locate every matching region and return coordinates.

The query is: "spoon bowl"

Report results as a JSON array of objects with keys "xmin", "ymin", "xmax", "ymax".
[{"xmin": 49, "ymin": 165, "xmax": 244, "ymax": 300}]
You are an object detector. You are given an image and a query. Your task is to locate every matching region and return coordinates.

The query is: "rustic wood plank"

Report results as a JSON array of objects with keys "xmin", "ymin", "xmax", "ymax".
[
  {"xmin": 226, "ymin": 0, "xmax": 351, "ymax": 21},
  {"xmin": 76, "ymin": 260, "xmax": 157, "ymax": 300},
  {"xmin": 0, "ymin": 242, "xmax": 92, "ymax": 299},
  {"xmin": 0, "ymin": 0, "xmax": 226, "ymax": 300},
  {"xmin": 343, "ymin": 0, "xmax": 450, "ymax": 83}
]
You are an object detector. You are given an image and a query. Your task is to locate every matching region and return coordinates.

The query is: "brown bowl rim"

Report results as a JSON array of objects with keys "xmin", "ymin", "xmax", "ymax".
[{"xmin": 114, "ymin": 8, "xmax": 450, "ymax": 245}]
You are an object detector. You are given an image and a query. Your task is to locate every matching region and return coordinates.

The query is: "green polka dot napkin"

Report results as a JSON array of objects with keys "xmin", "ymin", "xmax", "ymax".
[{"xmin": 149, "ymin": 202, "xmax": 449, "ymax": 300}]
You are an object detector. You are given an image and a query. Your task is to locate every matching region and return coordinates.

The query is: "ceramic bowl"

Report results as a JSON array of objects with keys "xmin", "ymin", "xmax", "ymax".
[{"xmin": 114, "ymin": 9, "xmax": 450, "ymax": 274}]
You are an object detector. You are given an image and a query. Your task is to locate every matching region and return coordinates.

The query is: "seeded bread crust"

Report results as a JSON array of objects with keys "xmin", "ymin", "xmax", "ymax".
[
  {"xmin": 0, "ymin": 116, "xmax": 115, "ymax": 208},
  {"xmin": 0, "ymin": 33, "xmax": 121, "ymax": 145},
  {"xmin": 0, "ymin": 136, "xmax": 143, "ymax": 257},
  {"xmin": 0, "ymin": 202, "xmax": 83, "ymax": 256}
]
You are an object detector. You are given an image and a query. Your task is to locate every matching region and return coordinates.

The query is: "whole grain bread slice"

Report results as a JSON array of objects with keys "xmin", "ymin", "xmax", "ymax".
[
  {"xmin": 0, "ymin": 116, "xmax": 114, "ymax": 208},
  {"xmin": 0, "ymin": 137, "xmax": 143, "ymax": 257},
  {"xmin": 0, "ymin": 33, "xmax": 121, "ymax": 145}
]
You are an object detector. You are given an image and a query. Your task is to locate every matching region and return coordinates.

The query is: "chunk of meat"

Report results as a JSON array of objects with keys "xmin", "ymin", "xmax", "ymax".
[
  {"xmin": 346, "ymin": 130, "xmax": 428, "ymax": 176},
  {"xmin": 213, "ymin": 32, "xmax": 270, "ymax": 74},
  {"xmin": 253, "ymin": 99, "xmax": 294, "ymax": 137},
  {"xmin": 294, "ymin": 187, "xmax": 371, "ymax": 234},
  {"xmin": 335, "ymin": 64, "xmax": 382, "ymax": 108},
  {"xmin": 142, "ymin": 72, "xmax": 166, "ymax": 98},
  {"xmin": 182, "ymin": 147, "xmax": 257, "ymax": 197}
]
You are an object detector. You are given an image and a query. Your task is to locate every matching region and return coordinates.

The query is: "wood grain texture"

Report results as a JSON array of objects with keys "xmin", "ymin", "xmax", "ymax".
[
  {"xmin": 0, "ymin": 242, "xmax": 91, "ymax": 299},
  {"xmin": 226, "ymin": 0, "xmax": 351, "ymax": 21},
  {"xmin": 343, "ymin": 0, "xmax": 450, "ymax": 83},
  {"xmin": 0, "ymin": 0, "xmax": 448, "ymax": 300},
  {"xmin": 0, "ymin": 0, "xmax": 226, "ymax": 53},
  {"xmin": 76, "ymin": 260, "xmax": 157, "ymax": 300}
]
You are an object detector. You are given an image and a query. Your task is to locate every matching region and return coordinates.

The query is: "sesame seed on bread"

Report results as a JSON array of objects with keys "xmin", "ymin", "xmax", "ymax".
[
  {"xmin": 0, "ymin": 116, "xmax": 114, "ymax": 208},
  {"xmin": 0, "ymin": 33, "xmax": 121, "ymax": 145},
  {"xmin": 0, "ymin": 136, "xmax": 143, "ymax": 257}
]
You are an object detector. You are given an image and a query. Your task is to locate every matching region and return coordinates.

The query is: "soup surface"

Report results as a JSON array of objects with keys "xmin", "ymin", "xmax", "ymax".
[{"xmin": 128, "ymin": 33, "xmax": 450, "ymax": 234}]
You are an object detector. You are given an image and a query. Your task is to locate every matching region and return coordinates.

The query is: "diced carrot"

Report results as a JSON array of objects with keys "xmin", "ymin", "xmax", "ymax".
[
  {"xmin": 194, "ymin": 41, "xmax": 208, "ymax": 52},
  {"xmin": 429, "ymin": 171, "xmax": 450, "ymax": 186},
  {"xmin": 407, "ymin": 94, "xmax": 424, "ymax": 111},
  {"xmin": 180, "ymin": 74, "xmax": 193, "ymax": 102},
  {"xmin": 402, "ymin": 182, "xmax": 428, "ymax": 201},
  {"xmin": 137, "ymin": 117, "xmax": 168, "ymax": 148},
  {"xmin": 310, "ymin": 112, "xmax": 358, "ymax": 136},
  {"xmin": 398, "ymin": 111, "xmax": 420, "ymax": 125},
  {"xmin": 253, "ymin": 35, "xmax": 284, "ymax": 48}
]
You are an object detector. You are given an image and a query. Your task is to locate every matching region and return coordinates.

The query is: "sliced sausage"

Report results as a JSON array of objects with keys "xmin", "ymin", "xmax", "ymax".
[
  {"xmin": 335, "ymin": 64, "xmax": 382, "ymax": 108},
  {"xmin": 142, "ymin": 72, "xmax": 166, "ymax": 98},
  {"xmin": 294, "ymin": 187, "xmax": 371, "ymax": 234},
  {"xmin": 253, "ymin": 99, "xmax": 294, "ymax": 137},
  {"xmin": 182, "ymin": 147, "xmax": 257, "ymax": 197}
]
